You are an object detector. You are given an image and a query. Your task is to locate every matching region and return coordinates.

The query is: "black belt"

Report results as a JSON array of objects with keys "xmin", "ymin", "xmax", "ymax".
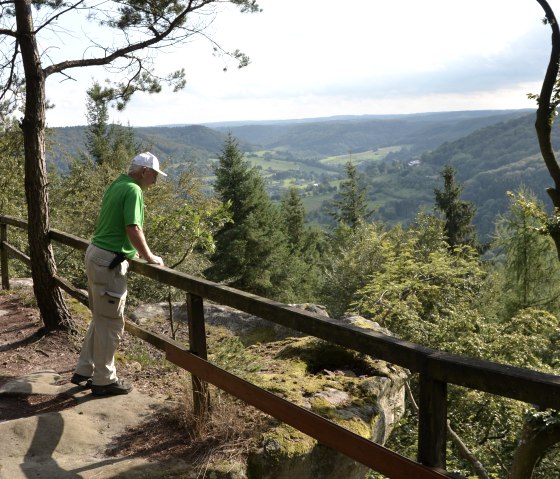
[{"xmin": 108, "ymin": 252, "xmax": 127, "ymax": 270}]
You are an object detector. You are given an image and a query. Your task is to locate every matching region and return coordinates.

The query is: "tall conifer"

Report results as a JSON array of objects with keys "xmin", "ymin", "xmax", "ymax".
[
  {"xmin": 281, "ymin": 186, "xmax": 306, "ymax": 253},
  {"xmin": 280, "ymin": 186, "xmax": 327, "ymax": 301},
  {"xmin": 331, "ymin": 160, "xmax": 370, "ymax": 230},
  {"xmin": 434, "ymin": 165, "xmax": 477, "ymax": 250},
  {"xmin": 205, "ymin": 134, "xmax": 290, "ymax": 300}
]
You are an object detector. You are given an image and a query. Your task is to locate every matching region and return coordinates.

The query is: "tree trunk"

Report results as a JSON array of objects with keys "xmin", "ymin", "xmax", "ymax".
[
  {"xmin": 507, "ymin": 2, "xmax": 560, "ymax": 478},
  {"xmin": 14, "ymin": 0, "xmax": 74, "ymax": 331},
  {"xmin": 535, "ymin": 0, "xmax": 560, "ymax": 256},
  {"xmin": 509, "ymin": 415, "xmax": 560, "ymax": 479}
]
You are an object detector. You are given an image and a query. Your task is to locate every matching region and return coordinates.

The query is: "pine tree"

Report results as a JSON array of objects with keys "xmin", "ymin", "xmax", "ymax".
[
  {"xmin": 494, "ymin": 189, "xmax": 560, "ymax": 319},
  {"xmin": 280, "ymin": 186, "xmax": 327, "ymax": 302},
  {"xmin": 434, "ymin": 165, "xmax": 477, "ymax": 250},
  {"xmin": 281, "ymin": 186, "xmax": 306, "ymax": 253},
  {"xmin": 330, "ymin": 160, "xmax": 370, "ymax": 230},
  {"xmin": 85, "ymin": 82, "xmax": 111, "ymax": 166},
  {"xmin": 85, "ymin": 82, "xmax": 136, "ymax": 170},
  {"xmin": 205, "ymin": 134, "xmax": 290, "ymax": 300}
]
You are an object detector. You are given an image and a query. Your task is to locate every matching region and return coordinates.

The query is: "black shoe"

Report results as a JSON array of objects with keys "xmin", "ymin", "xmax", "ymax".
[
  {"xmin": 71, "ymin": 373, "xmax": 92, "ymax": 388},
  {"xmin": 91, "ymin": 379, "xmax": 133, "ymax": 396}
]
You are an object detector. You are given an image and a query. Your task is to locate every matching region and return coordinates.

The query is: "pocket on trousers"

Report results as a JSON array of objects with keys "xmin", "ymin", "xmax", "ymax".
[{"xmin": 96, "ymin": 290, "xmax": 127, "ymax": 319}]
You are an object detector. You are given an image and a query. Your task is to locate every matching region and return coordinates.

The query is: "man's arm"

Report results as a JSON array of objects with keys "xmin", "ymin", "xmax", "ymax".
[{"xmin": 126, "ymin": 224, "xmax": 164, "ymax": 265}]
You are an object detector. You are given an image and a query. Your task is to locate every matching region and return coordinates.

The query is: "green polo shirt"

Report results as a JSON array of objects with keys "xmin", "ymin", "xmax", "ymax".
[{"xmin": 92, "ymin": 174, "xmax": 144, "ymax": 259}]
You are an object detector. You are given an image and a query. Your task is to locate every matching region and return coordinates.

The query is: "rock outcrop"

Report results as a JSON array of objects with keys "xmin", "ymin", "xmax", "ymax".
[
  {"xmin": 131, "ymin": 302, "xmax": 409, "ymax": 479},
  {"xmin": 244, "ymin": 335, "xmax": 407, "ymax": 479}
]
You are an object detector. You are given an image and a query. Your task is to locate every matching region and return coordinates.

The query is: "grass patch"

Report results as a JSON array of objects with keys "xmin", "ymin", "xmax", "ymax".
[
  {"xmin": 209, "ymin": 335, "xmax": 262, "ymax": 376},
  {"xmin": 246, "ymin": 154, "xmax": 335, "ymax": 176},
  {"xmin": 321, "ymin": 146, "xmax": 403, "ymax": 166},
  {"xmin": 117, "ymin": 337, "xmax": 168, "ymax": 369},
  {"xmin": 107, "ymin": 383, "xmax": 271, "ymax": 477}
]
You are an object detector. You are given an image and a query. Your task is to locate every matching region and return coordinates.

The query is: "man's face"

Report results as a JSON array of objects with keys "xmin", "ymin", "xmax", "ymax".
[{"xmin": 141, "ymin": 167, "xmax": 158, "ymax": 189}]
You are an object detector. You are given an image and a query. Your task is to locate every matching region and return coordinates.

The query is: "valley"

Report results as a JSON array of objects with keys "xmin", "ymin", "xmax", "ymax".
[{"xmin": 48, "ymin": 108, "xmax": 557, "ymax": 241}]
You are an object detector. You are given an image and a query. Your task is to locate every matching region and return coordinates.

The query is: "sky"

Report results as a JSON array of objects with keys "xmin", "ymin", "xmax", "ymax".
[{"xmin": 42, "ymin": 0, "xmax": 557, "ymax": 128}]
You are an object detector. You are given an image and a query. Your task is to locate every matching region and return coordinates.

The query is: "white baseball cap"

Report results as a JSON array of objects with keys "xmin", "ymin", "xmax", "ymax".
[{"xmin": 131, "ymin": 152, "xmax": 167, "ymax": 176}]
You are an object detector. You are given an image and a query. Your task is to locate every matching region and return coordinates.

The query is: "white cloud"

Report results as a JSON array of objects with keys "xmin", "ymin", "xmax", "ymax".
[{"xmin": 44, "ymin": 0, "xmax": 555, "ymax": 127}]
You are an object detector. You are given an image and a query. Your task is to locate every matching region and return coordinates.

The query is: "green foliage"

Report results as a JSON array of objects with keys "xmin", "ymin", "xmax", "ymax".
[
  {"xmin": 0, "ymin": 119, "xmax": 25, "ymax": 217},
  {"xmin": 83, "ymin": 81, "xmax": 138, "ymax": 170},
  {"xmin": 322, "ymin": 208, "xmax": 560, "ymax": 477},
  {"xmin": 279, "ymin": 187, "xmax": 328, "ymax": 301},
  {"xmin": 281, "ymin": 187, "xmax": 305, "ymax": 252},
  {"xmin": 434, "ymin": 164, "xmax": 477, "ymax": 250},
  {"xmin": 146, "ymin": 168, "xmax": 231, "ymax": 267},
  {"xmin": 320, "ymin": 223, "xmax": 393, "ymax": 318},
  {"xmin": 492, "ymin": 189, "xmax": 560, "ymax": 320},
  {"xmin": 46, "ymin": 110, "xmax": 554, "ymax": 244},
  {"xmin": 486, "ymin": 308, "xmax": 560, "ymax": 371},
  {"xmin": 330, "ymin": 160, "xmax": 371, "ymax": 230},
  {"xmin": 85, "ymin": 82, "xmax": 111, "ymax": 165},
  {"xmin": 0, "ymin": 120, "xmax": 31, "ymax": 279},
  {"xmin": 354, "ymin": 225, "xmax": 486, "ymax": 355},
  {"xmin": 205, "ymin": 134, "xmax": 294, "ymax": 301}
]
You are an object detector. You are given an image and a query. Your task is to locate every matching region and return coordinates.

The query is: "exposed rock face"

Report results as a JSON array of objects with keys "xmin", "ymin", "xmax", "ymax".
[
  {"xmin": 130, "ymin": 302, "xmax": 324, "ymax": 345},
  {"xmin": 245, "ymin": 336, "xmax": 408, "ymax": 479},
  {"xmin": 130, "ymin": 302, "xmax": 408, "ymax": 479}
]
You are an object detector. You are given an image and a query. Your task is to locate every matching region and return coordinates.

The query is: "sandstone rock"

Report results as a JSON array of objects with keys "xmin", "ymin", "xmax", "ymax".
[
  {"xmin": 129, "ymin": 302, "xmax": 408, "ymax": 478},
  {"xmin": 130, "ymin": 302, "xmax": 305, "ymax": 345},
  {"xmin": 245, "ymin": 335, "xmax": 408, "ymax": 479}
]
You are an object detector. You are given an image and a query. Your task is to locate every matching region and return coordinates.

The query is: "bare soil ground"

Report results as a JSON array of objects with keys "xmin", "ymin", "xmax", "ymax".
[{"xmin": 0, "ymin": 289, "xmax": 269, "ymax": 471}]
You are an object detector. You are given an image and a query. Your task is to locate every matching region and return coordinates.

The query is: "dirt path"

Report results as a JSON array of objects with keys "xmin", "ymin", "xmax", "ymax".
[{"xmin": 0, "ymin": 289, "xmax": 193, "ymax": 479}]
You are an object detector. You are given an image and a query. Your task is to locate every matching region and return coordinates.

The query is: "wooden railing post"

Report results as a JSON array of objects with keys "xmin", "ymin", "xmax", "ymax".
[
  {"xmin": 0, "ymin": 221, "xmax": 9, "ymax": 290},
  {"xmin": 187, "ymin": 292, "xmax": 210, "ymax": 417},
  {"xmin": 418, "ymin": 373, "xmax": 447, "ymax": 469}
]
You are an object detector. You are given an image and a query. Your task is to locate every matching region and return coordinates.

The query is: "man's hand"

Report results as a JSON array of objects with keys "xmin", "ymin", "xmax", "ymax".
[
  {"xmin": 147, "ymin": 254, "xmax": 164, "ymax": 266},
  {"xmin": 126, "ymin": 224, "xmax": 164, "ymax": 266}
]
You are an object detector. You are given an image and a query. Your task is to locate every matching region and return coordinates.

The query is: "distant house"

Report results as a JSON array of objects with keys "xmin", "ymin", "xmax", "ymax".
[{"xmin": 408, "ymin": 160, "xmax": 421, "ymax": 167}]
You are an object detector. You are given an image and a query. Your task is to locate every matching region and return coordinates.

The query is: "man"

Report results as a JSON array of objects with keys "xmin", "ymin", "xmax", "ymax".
[{"xmin": 71, "ymin": 152, "xmax": 166, "ymax": 396}]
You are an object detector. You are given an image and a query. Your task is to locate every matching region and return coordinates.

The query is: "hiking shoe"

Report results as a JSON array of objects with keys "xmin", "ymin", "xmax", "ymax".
[
  {"xmin": 91, "ymin": 379, "xmax": 133, "ymax": 396},
  {"xmin": 71, "ymin": 373, "xmax": 92, "ymax": 388}
]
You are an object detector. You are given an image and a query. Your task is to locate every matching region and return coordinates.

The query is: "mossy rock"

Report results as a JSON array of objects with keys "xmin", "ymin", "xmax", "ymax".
[
  {"xmin": 247, "ymin": 424, "xmax": 370, "ymax": 479},
  {"xmin": 245, "ymin": 336, "xmax": 408, "ymax": 479}
]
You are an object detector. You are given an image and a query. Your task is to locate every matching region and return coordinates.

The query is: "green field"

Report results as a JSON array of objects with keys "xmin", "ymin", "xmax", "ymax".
[
  {"xmin": 320, "ymin": 146, "xmax": 403, "ymax": 166},
  {"xmin": 301, "ymin": 192, "xmax": 333, "ymax": 212},
  {"xmin": 246, "ymin": 152, "xmax": 334, "ymax": 176}
]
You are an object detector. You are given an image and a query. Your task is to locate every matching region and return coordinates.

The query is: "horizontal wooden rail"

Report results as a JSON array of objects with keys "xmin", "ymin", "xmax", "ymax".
[
  {"xmin": 3, "ymin": 213, "xmax": 560, "ymax": 478},
  {"xmin": 3, "ymin": 241, "xmax": 30, "ymax": 266},
  {"xmin": 126, "ymin": 321, "xmax": 452, "ymax": 479},
  {"xmin": 130, "ymin": 260, "xmax": 560, "ymax": 410},
  {"xmin": 0, "ymin": 215, "xmax": 28, "ymax": 229},
  {"xmin": 54, "ymin": 275, "xmax": 88, "ymax": 306},
  {"xmin": 49, "ymin": 228, "xmax": 90, "ymax": 251},
  {"xmin": 3, "ymin": 214, "xmax": 560, "ymax": 409}
]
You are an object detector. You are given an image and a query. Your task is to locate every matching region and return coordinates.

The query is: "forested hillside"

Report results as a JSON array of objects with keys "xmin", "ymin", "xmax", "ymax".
[
  {"xmin": 7, "ymin": 107, "xmax": 560, "ymax": 479},
  {"xmin": 48, "ymin": 110, "xmax": 530, "ymax": 168},
  {"xmin": 217, "ymin": 110, "xmax": 531, "ymax": 158},
  {"xmin": 47, "ymin": 108, "xmax": 554, "ymax": 241},
  {"xmin": 361, "ymin": 113, "xmax": 558, "ymax": 241}
]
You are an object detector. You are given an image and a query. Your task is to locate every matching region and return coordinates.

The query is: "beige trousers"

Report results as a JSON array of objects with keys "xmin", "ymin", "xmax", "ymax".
[{"xmin": 74, "ymin": 244, "xmax": 128, "ymax": 386}]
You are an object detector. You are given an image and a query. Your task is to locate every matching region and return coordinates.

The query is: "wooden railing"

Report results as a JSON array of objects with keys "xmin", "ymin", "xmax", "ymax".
[{"xmin": 3, "ymin": 214, "xmax": 560, "ymax": 479}]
